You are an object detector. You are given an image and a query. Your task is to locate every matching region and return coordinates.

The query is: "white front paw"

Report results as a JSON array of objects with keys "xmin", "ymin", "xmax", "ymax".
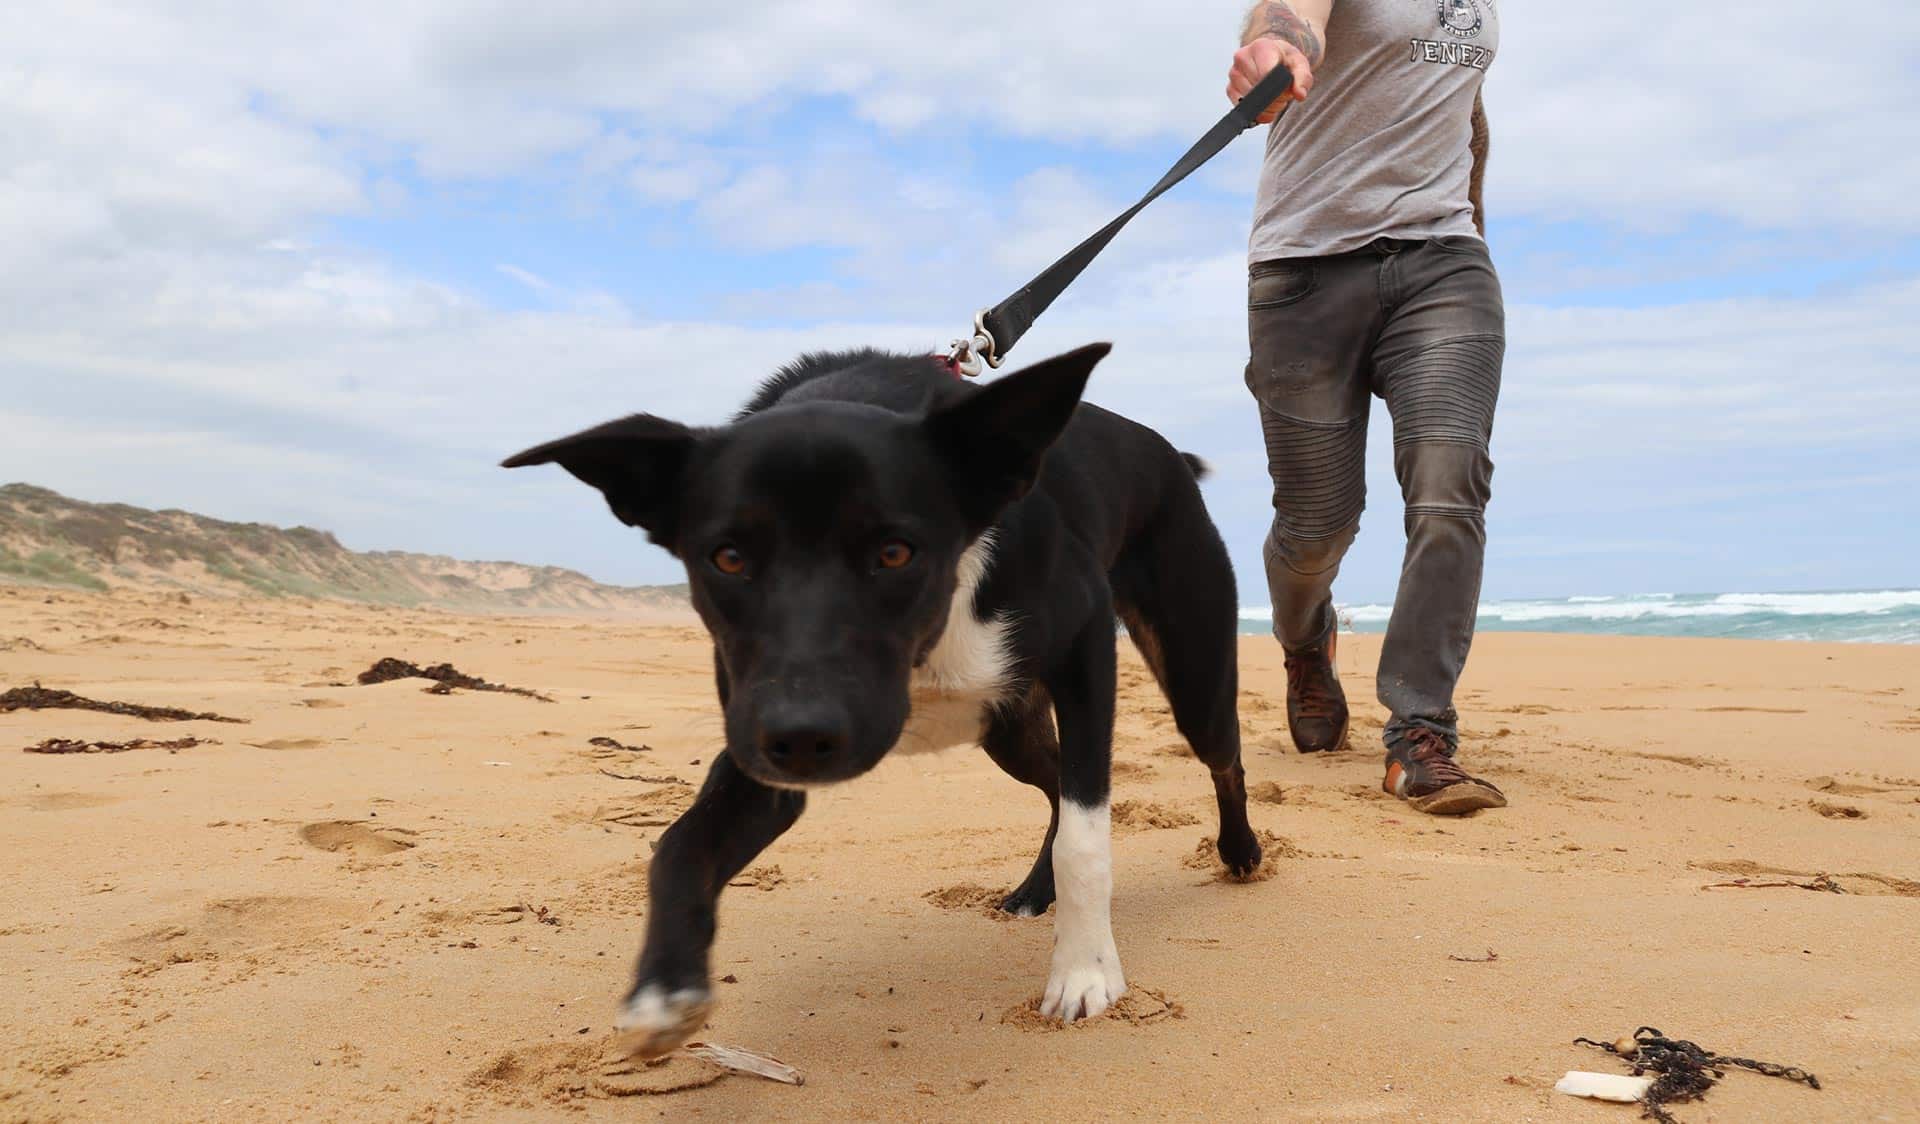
[
  {"xmin": 1040, "ymin": 943, "xmax": 1125, "ymax": 1022},
  {"xmin": 612, "ymin": 984, "xmax": 713, "ymax": 1059}
]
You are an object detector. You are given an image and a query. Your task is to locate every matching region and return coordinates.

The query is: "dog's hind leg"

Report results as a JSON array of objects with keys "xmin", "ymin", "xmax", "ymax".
[
  {"xmin": 981, "ymin": 687, "xmax": 1060, "ymax": 917},
  {"xmin": 1114, "ymin": 484, "xmax": 1262, "ymax": 878}
]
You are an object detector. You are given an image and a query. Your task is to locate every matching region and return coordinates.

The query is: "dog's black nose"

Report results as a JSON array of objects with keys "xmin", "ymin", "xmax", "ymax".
[{"xmin": 757, "ymin": 714, "xmax": 848, "ymax": 778}]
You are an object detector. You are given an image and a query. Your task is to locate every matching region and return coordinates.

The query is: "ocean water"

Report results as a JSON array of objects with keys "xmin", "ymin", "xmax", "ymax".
[{"xmin": 1236, "ymin": 590, "xmax": 1920, "ymax": 645}]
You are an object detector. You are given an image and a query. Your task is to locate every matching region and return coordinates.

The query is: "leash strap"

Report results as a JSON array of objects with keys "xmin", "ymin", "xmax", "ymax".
[{"xmin": 952, "ymin": 63, "xmax": 1295, "ymax": 375}]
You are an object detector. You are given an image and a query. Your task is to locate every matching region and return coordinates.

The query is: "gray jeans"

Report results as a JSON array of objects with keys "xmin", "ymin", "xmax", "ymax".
[{"xmin": 1245, "ymin": 235, "xmax": 1504, "ymax": 742}]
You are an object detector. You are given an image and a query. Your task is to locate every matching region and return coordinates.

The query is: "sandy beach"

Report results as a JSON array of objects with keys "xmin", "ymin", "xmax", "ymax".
[{"xmin": 3, "ymin": 583, "xmax": 1916, "ymax": 1122}]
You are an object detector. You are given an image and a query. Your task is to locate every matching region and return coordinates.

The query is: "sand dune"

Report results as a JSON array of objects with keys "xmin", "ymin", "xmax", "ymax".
[{"xmin": 3, "ymin": 584, "xmax": 1916, "ymax": 1120}]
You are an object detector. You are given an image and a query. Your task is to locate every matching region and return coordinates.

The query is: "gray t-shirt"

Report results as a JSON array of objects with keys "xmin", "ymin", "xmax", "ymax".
[{"xmin": 1249, "ymin": 0, "xmax": 1499, "ymax": 261}]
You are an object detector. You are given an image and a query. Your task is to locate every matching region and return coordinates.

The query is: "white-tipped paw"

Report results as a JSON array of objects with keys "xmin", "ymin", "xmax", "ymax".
[
  {"xmin": 612, "ymin": 984, "xmax": 713, "ymax": 1060},
  {"xmin": 1040, "ymin": 947, "xmax": 1125, "ymax": 1022}
]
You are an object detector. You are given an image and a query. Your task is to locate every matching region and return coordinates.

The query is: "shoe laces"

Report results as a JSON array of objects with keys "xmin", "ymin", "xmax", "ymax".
[
  {"xmin": 1284, "ymin": 649, "xmax": 1342, "ymax": 721},
  {"xmin": 1397, "ymin": 727, "xmax": 1472, "ymax": 787}
]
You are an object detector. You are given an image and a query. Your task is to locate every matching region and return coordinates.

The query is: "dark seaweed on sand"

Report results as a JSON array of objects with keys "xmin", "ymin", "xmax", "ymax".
[
  {"xmin": 589, "ymin": 736, "xmax": 651, "ymax": 753},
  {"xmin": 0, "ymin": 684, "xmax": 245, "ymax": 724},
  {"xmin": 26, "ymin": 737, "xmax": 209, "ymax": 755},
  {"xmin": 1575, "ymin": 1027, "xmax": 1819, "ymax": 1124},
  {"xmin": 355, "ymin": 658, "xmax": 552, "ymax": 701}
]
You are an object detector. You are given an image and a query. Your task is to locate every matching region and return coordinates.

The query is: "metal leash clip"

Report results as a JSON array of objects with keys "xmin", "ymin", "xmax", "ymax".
[{"xmin": 946, "ymin": 310, "xmax": 1002, "ymax": 378}]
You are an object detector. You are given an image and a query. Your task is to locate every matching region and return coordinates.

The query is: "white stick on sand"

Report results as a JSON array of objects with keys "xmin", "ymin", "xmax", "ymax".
[
  {"xmin": 683, "ymin": 1042, "xmax": 805, "ymax": 1086},
  {"xmin": 1554, "ymin": 1071, "xmax": 1655, "ymax": 1103}
]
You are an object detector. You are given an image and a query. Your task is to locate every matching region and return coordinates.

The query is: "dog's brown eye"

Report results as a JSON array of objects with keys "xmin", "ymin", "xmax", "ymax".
[
  {"xmin": 711, "ymin": 545, "xmax": 748, "ymax": 576},
  {"xmin": 876, "ymin": 540, "xmax": 915, "ymax": 570}
]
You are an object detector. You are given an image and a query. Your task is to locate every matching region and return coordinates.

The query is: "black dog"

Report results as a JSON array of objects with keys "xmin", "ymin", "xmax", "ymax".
[{"xmin": 504, "ymin": 342, "xmax": 1258, "ymax": 1057}]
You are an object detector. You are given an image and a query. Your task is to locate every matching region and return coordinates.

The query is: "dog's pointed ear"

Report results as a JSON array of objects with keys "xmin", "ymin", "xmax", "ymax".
[
  {"xmin": 502, "ymin": 414, "xmax": 705, "ymax": 550},
  {"xmin": 922, "ymin": 342, "xmax": 1109, "ymax": 527}
]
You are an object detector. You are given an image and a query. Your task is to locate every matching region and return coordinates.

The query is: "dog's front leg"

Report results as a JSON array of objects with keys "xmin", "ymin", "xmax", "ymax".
[
  {"xmin": 1039, "ymin": 612, "xmax": 1126, "ymax": 1021},
  {"xmin": 614, "ymin": 751, "xmax": 805, "ymax": 1058}
]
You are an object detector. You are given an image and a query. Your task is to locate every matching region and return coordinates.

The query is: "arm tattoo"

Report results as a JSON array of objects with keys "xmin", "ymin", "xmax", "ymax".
[
  {"xmin": 1468, "ymin": 90, "xmax": 1490, "ymax": 235},
  {"xmin": 1242, "ymin": 2, "xmax": 1324, "ymax": 64}
]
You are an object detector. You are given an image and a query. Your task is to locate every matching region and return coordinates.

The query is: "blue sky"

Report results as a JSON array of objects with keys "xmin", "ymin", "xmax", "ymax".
[{"xmin": 4, "ymin": 1, "xmax": 1917, "ymax": 604}]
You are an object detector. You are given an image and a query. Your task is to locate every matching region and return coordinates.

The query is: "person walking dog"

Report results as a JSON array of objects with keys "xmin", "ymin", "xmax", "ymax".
[{"xmin": 1229, "ymin": 0, "xmax": 1507, "ymax": 815}]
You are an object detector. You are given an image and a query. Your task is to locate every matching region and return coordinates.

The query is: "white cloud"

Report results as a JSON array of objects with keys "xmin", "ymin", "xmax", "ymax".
[
  {"xmin": 2, "ymin": 0, "xmax": 1915, "ymax": 596},
  {"xmin": 1488, "ymin": 5, "xmax": 1920, "ymax": 232},
  {"xmin": 629, "ymin": 158, "xmax": 726, "ymax": 205},
  {"xmin": 5, "ymin": 0, "xmax": 1911, "ymax": 355},
  {"xmin": 496, "ymin": 264, "xmax": 556, "ymax": 294},
  {"xmin": 11, "ymin": 0, "xmax": 1914, "ymax": 248},
  {"xmin": 4, "ymin": 214, "xmax": 1912, "ymax": 587}
]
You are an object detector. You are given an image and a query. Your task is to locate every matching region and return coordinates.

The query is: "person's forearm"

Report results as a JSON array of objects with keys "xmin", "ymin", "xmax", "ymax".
[
  {"xmin": 1468, "ymin": 91, "xmax": 1489, "ymax": 235},
  {"xmin": 1240, "ymin": 2, "xmax": 1326, "ymax": 65},
  {"xmin": 1228, "ymin": 0, "xmax": 1330, "ymax": 119}
]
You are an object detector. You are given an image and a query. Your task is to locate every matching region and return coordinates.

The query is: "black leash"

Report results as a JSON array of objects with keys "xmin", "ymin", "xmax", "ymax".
[{"xmin": 945, "ymin": 63, "xmax": 1295, "ymax": 376}]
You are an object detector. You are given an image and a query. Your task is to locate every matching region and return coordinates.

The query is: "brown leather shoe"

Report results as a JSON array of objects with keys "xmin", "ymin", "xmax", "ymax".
[
  {"xmin": 1283, "ymin": 625, "xmax": 1349, "ymax": 753},
  {"xmin": 1383, "ymin": 727, "xmax": 1507, "ymax": 815}
]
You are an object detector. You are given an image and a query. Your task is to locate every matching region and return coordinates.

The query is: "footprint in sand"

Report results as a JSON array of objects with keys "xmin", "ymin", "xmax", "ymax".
[
  {"xmin": 118, "ymin": 894, "xmax": 369, "ymax": 966},
  {"xmin": 1248, "ymin": 781, "xmax": 1287, "ymax": 805},
  {"xmin": 299, "ymin": 820, "xmax": 417, "ymax": 857},
  {"xmin": 1110, "ymin": 800, "xmax": 1201, "ymax": 833},
  {"xmin": 1695, "ymin": 860, "xmax": 1920, "ymax": 897},
  {"xmin": 921, "ymin": 883, "xmax": 1023, "ymax": 920},
  {"xmin": 1616, "ymin": 750, "xmax": 1726, "ymax": 770},
  {"xmin": 1806, "ymin": 776, "xmax": 1893, "ymax": 797},
  {"xmin": 1184, "ymin": 830, "xmax": 1303, "ymax": 883},
  {"xmin": 20, "ymin": 791, "xmax": 126, "ymax": 812},
  {"xmin": 999, "ymin": 987, "xmax": 1184, "ymax": 1030},
  {"xmin": 725, "ymin": 865, "xmax": 787, "ymax": 891},
  {"xmin": 469, "ymin": 1038, "xmax": 729, "ymax": 1103},
  {"xmin": 591, "ymin": 786, "xmax": 696, "ymax": 829},
  {"xmin": 249, "ymin": 737, "xmax": 331, "ymax": 751}
]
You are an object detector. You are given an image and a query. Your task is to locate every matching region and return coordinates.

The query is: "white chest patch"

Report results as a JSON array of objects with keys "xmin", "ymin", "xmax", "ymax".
[{"xmin": 893, "ymin": 536, "xmax": 1015, "ymax": 756}]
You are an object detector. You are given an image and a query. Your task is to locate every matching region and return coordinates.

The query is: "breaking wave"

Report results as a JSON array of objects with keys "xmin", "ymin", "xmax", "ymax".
[{"xmin": 1238, "ymin": 590, "xmax": 1920, "ymax": 644}]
